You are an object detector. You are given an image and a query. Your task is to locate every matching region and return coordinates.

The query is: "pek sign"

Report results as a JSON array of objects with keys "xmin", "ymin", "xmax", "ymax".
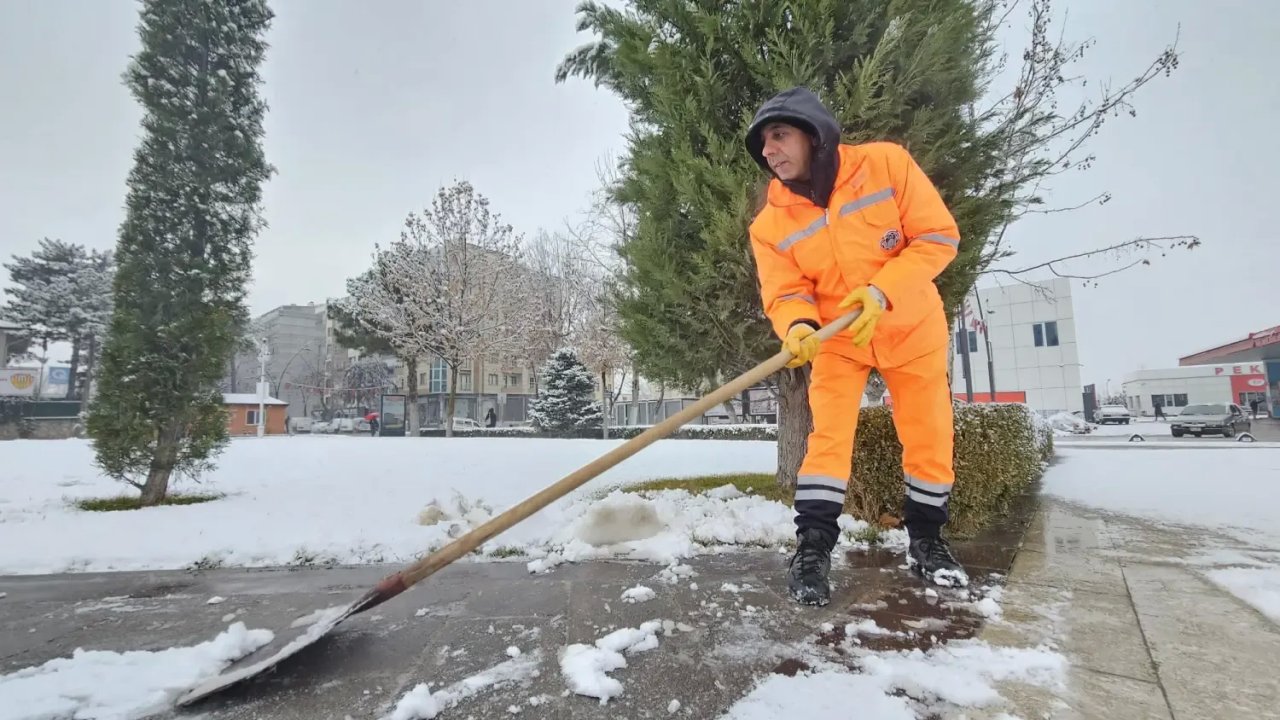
[{"xmin": 1214, "ymin": 364, "xmax": 1264, "ymax": 376}]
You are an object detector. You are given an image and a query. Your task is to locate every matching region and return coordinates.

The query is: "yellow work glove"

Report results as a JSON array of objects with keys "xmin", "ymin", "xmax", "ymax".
[
  {"xmin": 782, "ymin": 323, "xmax": 821, "ymax": 369},
  {"xmin": 837, "ymin": 285, "xmax": 887, "ymax": 348}
]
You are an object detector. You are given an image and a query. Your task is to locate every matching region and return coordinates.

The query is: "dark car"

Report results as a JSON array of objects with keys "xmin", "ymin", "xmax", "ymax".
[{"xmin": 1170, "ymin": 403, "xmax": 1252, "ymax": 438}]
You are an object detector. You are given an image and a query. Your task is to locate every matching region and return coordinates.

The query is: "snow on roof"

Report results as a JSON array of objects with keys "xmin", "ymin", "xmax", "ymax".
[{"xmin": 222, "ymin": 393, "xmax": 288, "ymax": 406}]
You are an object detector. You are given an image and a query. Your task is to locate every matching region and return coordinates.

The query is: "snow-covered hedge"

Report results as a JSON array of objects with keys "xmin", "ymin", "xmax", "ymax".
[{"xmin": 849, "ymin": 402, "xmax": 1052, "ymax": 536}]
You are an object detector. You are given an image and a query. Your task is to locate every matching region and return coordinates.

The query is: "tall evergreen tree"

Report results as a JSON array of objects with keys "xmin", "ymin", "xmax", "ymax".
[
  {"xmin": 558, "ymin": 0, "xmax": 1003, "ymax": 483},
  {"xmin": 557, "ymin": 0, "xmax": 1176, "ymax": 486},
  {"xmin": 529, "ymin": 348, "xmax": 602, "ymax": 432},
  {"xmin": 87, "ymin": 0, "xmax": 274, "ymax": 505}
]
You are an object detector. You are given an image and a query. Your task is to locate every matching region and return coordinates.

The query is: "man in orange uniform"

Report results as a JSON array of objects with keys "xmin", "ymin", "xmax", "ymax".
[{"xmin": 745, "ymin": 87, "xmax": 967, "ymax": 605}]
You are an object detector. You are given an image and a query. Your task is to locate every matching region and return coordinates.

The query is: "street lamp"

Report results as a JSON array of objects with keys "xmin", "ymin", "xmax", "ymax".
[{"xmin": 254, "ymin": 338, "xmax": 271, "ymax": 438}]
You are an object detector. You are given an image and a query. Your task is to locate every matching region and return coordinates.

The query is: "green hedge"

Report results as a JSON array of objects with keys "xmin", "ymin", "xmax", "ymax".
[{"xmin": 848, "ymin": 402, "xmax": 1052, "ymax": 535}]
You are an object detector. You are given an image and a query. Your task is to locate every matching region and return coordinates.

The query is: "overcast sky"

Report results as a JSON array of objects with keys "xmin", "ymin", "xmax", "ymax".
[{"xmin": 1, "ymin": 0, "xmax": 1275, "ymax": 391}]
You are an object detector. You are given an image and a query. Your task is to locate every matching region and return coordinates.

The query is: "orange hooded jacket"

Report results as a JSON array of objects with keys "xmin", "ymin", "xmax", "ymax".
[{"xmin": 746, "ymin": 89, "xmax": 960, "ymax": 369}]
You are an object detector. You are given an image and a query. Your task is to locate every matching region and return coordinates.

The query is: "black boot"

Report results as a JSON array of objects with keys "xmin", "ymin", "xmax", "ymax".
[
  {"xmin": 907, "ymin": 535, "xmax": 969, "ymax": 587},
  {"xmin": 787, "ymin": 528, "xmax": 833, "ymax": 606}
]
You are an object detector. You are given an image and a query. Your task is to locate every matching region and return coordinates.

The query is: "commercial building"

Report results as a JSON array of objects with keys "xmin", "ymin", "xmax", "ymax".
[
  {"xmin": 1121, "ymin": 363, "xmax": 1268, "ymax": 416},
  {"xmin": 1178, "ymin": 325, "xmax": 1280, "ymax": 416},
  {"xmin": 402, "ymin": 356, "xmax": 538, "ymax": 427},
  {"xmin": 949, "ymin": 277, "xmax": 1084, "ymax": 414}
]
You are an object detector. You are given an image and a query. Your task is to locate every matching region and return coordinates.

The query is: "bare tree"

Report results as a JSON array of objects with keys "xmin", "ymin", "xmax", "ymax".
[
  {"xmin": 975, "ymin": 0, "xmax": 1191, "ymax": 284},
  {"xmin": 346, "ymin": 181, "xmax": 538, "ymax": 437}
]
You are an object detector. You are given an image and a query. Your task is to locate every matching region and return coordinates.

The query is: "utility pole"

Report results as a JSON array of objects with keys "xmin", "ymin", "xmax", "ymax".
[
  {"xmin": 957, "ymin": 307, "xmax": 974, "ymax": 402},
  {"xmin": 255, "ymin": 337, "xmax": 270, "ymax": 437},
  {"xmin": 973, "ymin": 290, "xmax": 996, "ymax": 400}
]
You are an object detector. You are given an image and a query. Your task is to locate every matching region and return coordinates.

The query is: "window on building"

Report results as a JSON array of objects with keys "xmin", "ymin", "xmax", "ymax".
[
  {"xmin": 246, "ymin": 409, "xmax": 261, "ymax": 426},
  {"xmin": 428, "ymin": 359, "xmax": 447, "ymax": 393},
  {"xmin": 488, "ymin": 373, "xmax": 499, "ymax": 387},
  {"xmin": 458, "ymin": 370, "xmax": 472, "ymax": 392},
  {"xmin": 507, "ymin": 373, "xmax": 522, "ymax": 388},
  {"xmin": 1151, "ymin": 393, "xmax": 1189, "ymax": 408},
  {"xmin": 955, "ymin": 330, "xmax": 978, "ymax": 353},
  {"xmin": 419, "ymin": 372, "xmax": 427, "ymax": 386},
  {"xmin": 1032, "ymin": 321, "xmax": 1060, "ymax": 347}
]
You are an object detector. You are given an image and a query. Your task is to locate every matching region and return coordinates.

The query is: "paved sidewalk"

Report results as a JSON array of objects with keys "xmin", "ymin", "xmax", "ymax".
[{"xmin": 976, "ymin": 497, "xmax": 1280, "ymax": 719}]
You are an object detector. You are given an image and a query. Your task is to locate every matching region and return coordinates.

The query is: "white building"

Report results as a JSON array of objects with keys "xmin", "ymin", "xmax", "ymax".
[
  {"xmin": 950, "ymin": 277, "xmax": 1083, "ymax": 414},
  {"xmin": 1121, "ymin": 363, "xmax": 1268, "ymax": 416}
]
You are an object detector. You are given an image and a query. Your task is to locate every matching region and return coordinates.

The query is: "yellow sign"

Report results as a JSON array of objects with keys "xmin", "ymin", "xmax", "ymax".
[{"xmin": 1, "ymin": 370, "xmax": 39, "ymax": 396}]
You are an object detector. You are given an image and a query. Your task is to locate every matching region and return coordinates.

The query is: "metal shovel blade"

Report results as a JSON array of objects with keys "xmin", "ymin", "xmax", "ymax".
[{"xmin": 174, "ymin": 590, "xmax": 373, "ymax": 707}]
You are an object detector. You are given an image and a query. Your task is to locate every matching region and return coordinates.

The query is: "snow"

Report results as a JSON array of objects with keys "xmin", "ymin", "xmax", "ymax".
[
  {"xmin": 386, "ymin": 650, "xmax": 542, "ymax": 720},
  {"xmin": 221, "ymin": 393, "xmax": 287, "ymax": 406},
  {"xmin": 1206, "ymin": 567, "xmax": 1280, "ymax": 624},
  {"xmin": 667, "ymin": 698, "xmax": 681, "ymax": 714},
  {"xmin": 1044, "ymin": 447, "xmax": 1280, "ymax": 546},
  {"xmin": 205, "ymin": 595, "xmax": 225, "ymax": 605},
  {"xmin": 558, "ymin": 621, "xmax": 663, "ymax": 704},
  {"xmin": 506, "ymin": 646, "xmax": 522, "ymax": 658},
  {"xmin": 722, "ymin": 671, "xmax": 914, "ymax": 720},
  {"xmin": 621, "ymin": 585, "xmax": 657, "ymax": 604},
  {"xmin": 0, "ymin": 437, "xmax": 777, "ymax": 574},
  {"xmin": 0, "ymin": 622, "xmax": 272, "ymax": 720}
]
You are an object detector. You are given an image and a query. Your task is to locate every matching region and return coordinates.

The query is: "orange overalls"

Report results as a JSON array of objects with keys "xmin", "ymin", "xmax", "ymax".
[{"xmin": 749, "ymin": 141, "xmax": 960, "ymax": 539}]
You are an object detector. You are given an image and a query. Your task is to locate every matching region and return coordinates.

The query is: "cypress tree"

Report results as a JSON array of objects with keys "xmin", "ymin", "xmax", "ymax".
[{"xmin": 87, "ymin": 0, "xmax": 274, "ymax": 505}]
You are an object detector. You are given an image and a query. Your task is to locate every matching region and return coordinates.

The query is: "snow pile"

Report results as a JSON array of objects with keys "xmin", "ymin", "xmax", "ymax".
[
  {"xmin": 574, "ymin": 494, "xmax": 663, "ymax": 546},
  {"xmin": 523, "ymin": 488, "xmax": 796, "ymax": 573},
  {"xmin": 0, "ymin": 622, "xmax": 272, "ymax": 720},
  {"xmin": 415, "ymin": 493, "xmax": 496, "ymax": 536},
  {"xmin": 386, "ymin": 650, "xmax": 542, "ymax": 720},
  {"xmin": 1205, "ymin": 566, "xmax": 1280, "ymax": 624},
  {"xmin": 558, "ymin": 621, "xmax": 663, "ymax": 704},
  {"xmin": 621, "ymin": 585, "xmax": 657, "ymax": 604},
  {"xmin": 860, "ymin": 640, "xmax": 1066, "ymax": 707},
  {"xmin": 722, "ymin": 671, "xmax": 914, "ymax": 720},
  {"xmin": 1046, "ymin": 412, "xmax": 1091, "ymax": 435}
]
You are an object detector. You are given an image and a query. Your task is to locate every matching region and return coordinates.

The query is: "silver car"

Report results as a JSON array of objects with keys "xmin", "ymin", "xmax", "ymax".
[{"xmin": 1170, "ymin": 403, "xmax": 1252, "ymax": 438}]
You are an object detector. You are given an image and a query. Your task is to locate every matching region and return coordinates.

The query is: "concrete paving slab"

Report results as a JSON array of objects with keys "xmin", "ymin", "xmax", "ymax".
[
  {"xmin": 1007, "ymin": 547, "xmax": 1128, "ymax": 597},
  {"xmin": 1123, "ymin": 563, "xmax": 1280, "ymax": 720}
]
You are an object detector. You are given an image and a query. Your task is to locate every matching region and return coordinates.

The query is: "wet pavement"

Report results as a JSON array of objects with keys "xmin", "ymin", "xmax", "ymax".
[
  {"xmin": 0, "ymin": 492, "xmax": 1037, "ymax": 719},
  {"xmin": 974, "ymin": 495, "xmax": 1280, "ymax": 720}
]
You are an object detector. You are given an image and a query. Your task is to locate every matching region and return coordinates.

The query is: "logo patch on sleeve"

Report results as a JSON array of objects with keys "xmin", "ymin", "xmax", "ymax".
[{"xmin": 880, "ymin": 229, "xmax": 902, "ymax": 251}]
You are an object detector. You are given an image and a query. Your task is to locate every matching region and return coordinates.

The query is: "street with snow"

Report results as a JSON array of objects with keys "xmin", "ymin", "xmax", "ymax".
[{"xmin": 2, "ymin": 432, "xmax": 1279, "ymax": 719}]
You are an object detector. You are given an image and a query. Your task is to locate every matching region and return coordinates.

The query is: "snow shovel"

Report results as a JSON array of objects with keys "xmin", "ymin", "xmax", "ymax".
[{"xmin": 177, "ymin": 308, "xmax": 864, "ymax": 707}]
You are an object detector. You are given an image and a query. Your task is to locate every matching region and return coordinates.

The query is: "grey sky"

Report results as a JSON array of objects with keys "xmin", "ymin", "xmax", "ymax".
[{"xmin": 1, "ymin": 0, "xmax": 1274, "ymax": 392}]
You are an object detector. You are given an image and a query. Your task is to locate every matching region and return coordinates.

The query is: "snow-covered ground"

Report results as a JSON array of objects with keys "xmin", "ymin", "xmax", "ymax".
[
  {"xmin": 1045, "ymin": 447, "xmax": 1280, "ymax": 547},
  {"xmin": 1046, "ymin": 445, "xmax": 1280, "ymax": 625},
  {"xmin": 0, "ymin": 437, "xmax": 780, "ymax": 575}
]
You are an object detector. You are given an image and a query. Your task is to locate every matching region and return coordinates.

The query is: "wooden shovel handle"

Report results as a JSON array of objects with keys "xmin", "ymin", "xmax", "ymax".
[{"xmin": 382, "ymin": 309, "xmax": 863, "ymax": 594}]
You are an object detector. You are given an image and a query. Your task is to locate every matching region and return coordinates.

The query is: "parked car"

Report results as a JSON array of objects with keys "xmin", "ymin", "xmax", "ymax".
[
  {"xmin": 1170, "ymin": 403, "xmax": 1252, "ymax": 438},
  {"xmin": 452, "ymin": 417, "xmax": 482, "ymax": 431},
  {"xmin": 1095, "ymin": 405, "xmax": 1132, "ymax": 425}
]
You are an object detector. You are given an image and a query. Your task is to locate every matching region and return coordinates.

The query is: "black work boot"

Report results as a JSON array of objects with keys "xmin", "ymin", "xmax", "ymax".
[
  {"xmin": 787, "ymin": 528, "xmax": 834, "ymax": 606},
  {"xmin": 907, "ymin": 534, "xmax": 969, "ymax": 587}
]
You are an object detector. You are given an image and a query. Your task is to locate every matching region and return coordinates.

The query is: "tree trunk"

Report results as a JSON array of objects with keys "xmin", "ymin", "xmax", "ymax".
[
  {"xmin": 776, "ymin": 368, "xmax": 812, "ymax": 491},
  {"xmin": 139, "ymin": 426, "xmax": 179, "ymax": 506},
  {"xmin": 445, "ymin": 363, "xmax": 458, "ymax": 438},
  {"xmin": 601, "ymin": 371, "xmax": 609, "ymax": 440},
  {"xmin": 629, "ymin": 365, "xmax": 640, "ymax": 425},
  {"xmin": 81, "ymin": 335, "xmax": 98, "ymax": 415},
  {"xmin": 66, "ymin": 335, "xmax": 82, "ymax": 400},
  {"xmin": 722, "ymin": 400, "xmax": 739, "ymax": 424},
  {"xmin": 406, "ymin": 356, "xmax": 419, "ymax": 435}
]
